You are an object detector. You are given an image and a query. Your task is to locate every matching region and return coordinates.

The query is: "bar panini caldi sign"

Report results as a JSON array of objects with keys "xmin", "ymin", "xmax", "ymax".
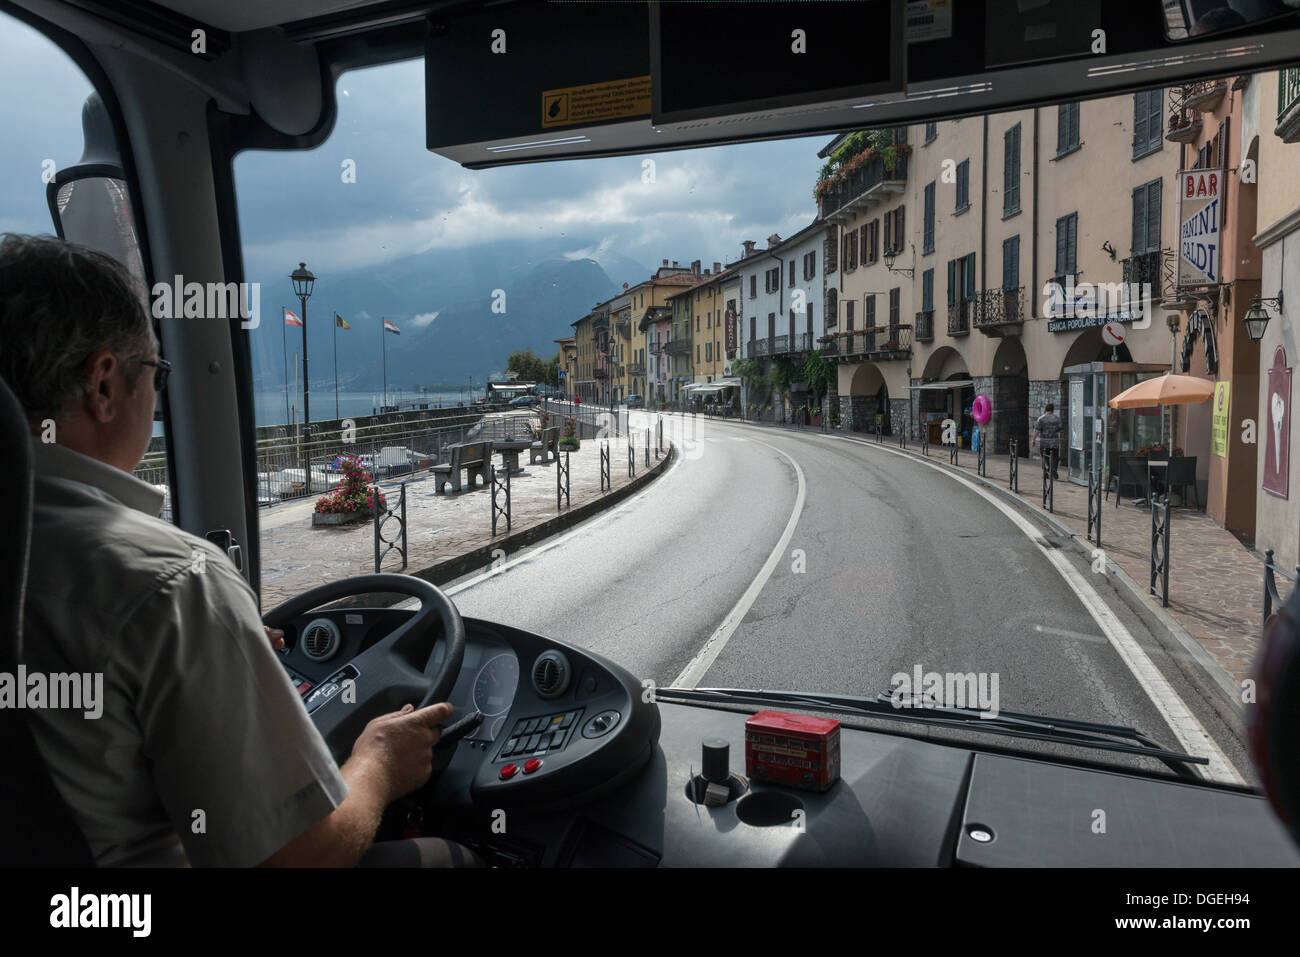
[{"xmin": 1178, "ymin": 169, "xmax": 1223, "ymax": 289}]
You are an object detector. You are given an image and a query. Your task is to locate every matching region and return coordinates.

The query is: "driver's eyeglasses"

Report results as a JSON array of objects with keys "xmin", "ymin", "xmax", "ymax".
[{"xmin": 131, "ymin": 356, "xmax": 172, "ymax": 392}]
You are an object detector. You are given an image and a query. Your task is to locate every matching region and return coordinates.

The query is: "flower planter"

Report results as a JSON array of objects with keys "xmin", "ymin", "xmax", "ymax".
[
  {"xmin": 312, "ymin": 509, "xmax": 369, "ymax": 526},
  {"xmin": 559, "ymin": 439, "xmax": 580, "ymax": 451}
]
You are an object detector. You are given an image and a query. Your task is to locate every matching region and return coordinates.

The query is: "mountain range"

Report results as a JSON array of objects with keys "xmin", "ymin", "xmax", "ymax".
[{"xmin": 246, "ymin": 239, "xmax": 651, "ymax": 391}]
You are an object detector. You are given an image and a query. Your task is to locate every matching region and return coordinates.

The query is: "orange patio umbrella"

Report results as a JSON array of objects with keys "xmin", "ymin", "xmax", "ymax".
[{"xmin": 1107, "ymin": 374, "xmax": 1214, "ymax": 409}]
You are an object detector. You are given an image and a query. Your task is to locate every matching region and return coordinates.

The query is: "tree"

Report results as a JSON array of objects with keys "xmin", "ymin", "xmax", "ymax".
[{"xmin": 506, "ymin": 349, "xmax": 550, "ymax": 384}]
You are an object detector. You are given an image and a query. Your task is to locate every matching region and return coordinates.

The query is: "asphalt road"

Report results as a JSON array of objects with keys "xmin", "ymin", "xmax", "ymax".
[{"xmin": 441, "ymin": 412, "xmax": 1252, "ymax": 784}]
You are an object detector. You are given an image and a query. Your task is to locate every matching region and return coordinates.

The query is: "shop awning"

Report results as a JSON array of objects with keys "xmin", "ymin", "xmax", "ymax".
[{"xmin": 909, "ymin": 379, "xmax": 973, "ymax": 391}]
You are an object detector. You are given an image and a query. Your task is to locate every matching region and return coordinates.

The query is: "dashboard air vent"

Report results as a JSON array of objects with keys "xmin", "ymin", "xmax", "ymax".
[
  {"xmin": 532, "ymin": 650, "xmax": 571, "ymax": 699},
  {"xmin": 301, "ymin": 618, "xmax": 341, "ymax": 662}
]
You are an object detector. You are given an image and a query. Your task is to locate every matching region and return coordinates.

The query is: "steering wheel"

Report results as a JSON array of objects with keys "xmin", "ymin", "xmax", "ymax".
[{"xmin": 263, "ymin": 574, "xmax": 466, "ymax": 761}]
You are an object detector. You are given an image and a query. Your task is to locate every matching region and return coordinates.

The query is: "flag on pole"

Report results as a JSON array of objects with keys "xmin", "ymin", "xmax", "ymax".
[
  {"xmin": 284, "ymin": 308, "xmax": 303, "ymax": 327},
  {"xmin": 335, "ymin": 313, "xmax": 350, "ymax": 330},
  {"xmin": 383, "ymin": 319, "xmax": 401, "ymax": 335}
]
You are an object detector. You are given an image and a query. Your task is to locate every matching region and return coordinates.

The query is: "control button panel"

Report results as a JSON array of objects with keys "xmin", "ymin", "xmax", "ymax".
[
  {"xmin": 497, "ymin": 709, "xmax": 583, "ymax": 762},
  {"xmin": 304, "ymin": 664, "xmax": 359, "ymax": 713}
]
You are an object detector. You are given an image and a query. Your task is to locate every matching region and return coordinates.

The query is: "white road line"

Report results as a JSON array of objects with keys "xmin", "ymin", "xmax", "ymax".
[
  {"xmin": 673, "ymin": 438, "xmax": 807, "ymax": 689},
  {"xmin": 829, "ymin": 432, "xmax": 1242, "ymax": 784}
]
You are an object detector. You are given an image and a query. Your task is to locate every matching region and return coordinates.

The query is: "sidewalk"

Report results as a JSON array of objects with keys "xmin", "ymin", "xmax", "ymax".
[
  {"xmin": 719, "ymin": 413, "xmax": 1270, "ymax": 699},
  {"xmin": 259, "ymin": 432, "xmax": 669, "ymax": 609}
]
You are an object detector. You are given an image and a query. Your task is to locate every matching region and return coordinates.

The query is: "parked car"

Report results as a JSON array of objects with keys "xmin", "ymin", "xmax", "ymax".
[
  {"xmin": 623, "ymin": 395, "xmax": 645, "ymax": 408},
  {"xmin": 509, "ymin": 394, "xmax": 539, "ymax": 408}
]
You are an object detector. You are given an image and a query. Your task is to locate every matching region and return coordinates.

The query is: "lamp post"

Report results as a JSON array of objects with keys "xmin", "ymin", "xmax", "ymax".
[{"xmin": 290, "ymin": 262, "xmax": 315, "ymax": 491}]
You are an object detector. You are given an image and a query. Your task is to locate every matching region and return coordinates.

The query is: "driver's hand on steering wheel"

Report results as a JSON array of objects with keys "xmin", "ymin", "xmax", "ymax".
[{"xmin": 348, "ymin": 702, "xmax": 454, "ymax": 804}]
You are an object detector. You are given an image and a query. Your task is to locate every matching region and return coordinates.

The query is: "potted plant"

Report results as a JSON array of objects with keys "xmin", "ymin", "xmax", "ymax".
[
  {"xmin": 830, "ymin": 408, "xmax": 842, "ymax": 429},
  {"xmin": 558, "ymin": 416, "xmax": 580, "ymax": 451},
  {"xmin": 312, "ymin": 454, "xmax": 386, "ymax": 525}
]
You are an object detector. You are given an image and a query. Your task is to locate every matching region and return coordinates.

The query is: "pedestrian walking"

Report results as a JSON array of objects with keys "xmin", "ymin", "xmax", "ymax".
[{"xmin": 1032, "ymin": 402, "xmax": 1063, "ymax": 480}]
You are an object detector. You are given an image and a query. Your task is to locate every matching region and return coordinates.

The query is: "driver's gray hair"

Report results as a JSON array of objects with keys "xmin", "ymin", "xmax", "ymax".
[{"xmin": 0, "ymin": 233, "xmax": 156, "ymax": 427}]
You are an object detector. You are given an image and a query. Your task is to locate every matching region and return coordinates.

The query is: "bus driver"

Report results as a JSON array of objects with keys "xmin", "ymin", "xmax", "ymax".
[{"xmin": 0, "ymin": 234, "xmax": 478, "ymax": 867}]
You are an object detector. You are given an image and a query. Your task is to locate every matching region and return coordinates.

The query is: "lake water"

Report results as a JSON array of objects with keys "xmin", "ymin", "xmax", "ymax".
[{"xmin": 152, "ymin": 388, "xmax": 477, "ymax": 436}]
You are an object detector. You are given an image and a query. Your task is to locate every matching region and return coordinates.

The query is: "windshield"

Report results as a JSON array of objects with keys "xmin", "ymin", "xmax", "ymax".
[
  {"xmin": 2, "ymin": 1, "xmax": 1295, "ymax": 793},
  {"xmin": 214, "ymin": 50, "xmax": 1300, "ymax": 788}
]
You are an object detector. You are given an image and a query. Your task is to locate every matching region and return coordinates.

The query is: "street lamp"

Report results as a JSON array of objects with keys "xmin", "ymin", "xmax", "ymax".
[
  {"xmin": 883, "ymin": 242, "xmax": 915, "ymax": 279},
  {"xmin": 1245, "ymin": 291, "xmax": 1284, "ymax": 342},
  {"xmin": 290, "ymin": 261, "xmax": 315, "ymax": 491}
]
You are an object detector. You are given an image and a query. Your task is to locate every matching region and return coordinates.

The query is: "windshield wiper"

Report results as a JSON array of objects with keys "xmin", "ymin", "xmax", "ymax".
[{"xmin": 652, "ymin": 686, "xmax": 1208, "ymax": 779}]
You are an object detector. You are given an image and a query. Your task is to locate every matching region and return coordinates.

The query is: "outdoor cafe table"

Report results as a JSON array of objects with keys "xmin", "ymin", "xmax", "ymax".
[{"xmin": 493, "ymin": 439, "xmax": 532, "ymax": 475}]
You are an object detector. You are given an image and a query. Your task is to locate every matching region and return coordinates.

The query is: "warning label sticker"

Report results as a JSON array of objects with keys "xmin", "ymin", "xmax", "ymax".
[{"xmin": 541, "ymin": 75, "xmax": 651, "ymax": 128}]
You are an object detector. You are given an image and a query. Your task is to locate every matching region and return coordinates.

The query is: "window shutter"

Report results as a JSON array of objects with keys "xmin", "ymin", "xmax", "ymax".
[
  {"xmin": 947, "ymin": 259, "xmax": 956, "ymax": 305},
  {"xmin": 1148, "ymin": 90, "xmax": 1162, "ymax": 148},
  {"xmin": 808, "ymin": 303, "xmax": 814, "ymax": 338},
  {"xmin": 1060, "ymin": 104, "xmax": 1070, "ymax": 153},
  {"xmin": 882, "ymin": 214, "xmax": 891, "ymax": 255},
  {"xmin": 964, "ymin": 252, "xmax": 976, "ymax": 301},
  {"xmin": 1068, "ymin": 215, "xmax": 1078, "ymax": 273},
  {"xmin": 923, "ymin": 268, "xmax": 933, "ymax": 312},
  {"xmin": 865, "ymin": 295, "xmax": 875, "ymax": 328},
  {"xmin": 1070, "ymin": 103, "xmax": 1079, "ymax": 148},
  {"xmin": 896, "ymin": 207, "xmax": 905, "ymax": 251},
  {"xmin": 1146, "ymin": 180, "xmax": 1161, "ymax": 253},
  {"xmin": 846, "ymin": 300, "xmax": 854, "ymax": 329},
  {"xmin": 1056, "ymin": 217, "xmax": 1068, "ymax": 275},
  {"xmin": 1133, "ymin": 94, "xmax": 1146, "ymax": 152}
]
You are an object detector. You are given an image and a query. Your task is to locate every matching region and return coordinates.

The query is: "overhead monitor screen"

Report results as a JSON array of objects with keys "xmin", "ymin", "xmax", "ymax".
[{"xmin": 650, "ymin": 0, "xmax": 905, "ymax": 124}]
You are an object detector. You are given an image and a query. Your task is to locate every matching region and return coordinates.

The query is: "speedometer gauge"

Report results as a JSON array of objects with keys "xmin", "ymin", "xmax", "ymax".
[{"xmin": 473, "ymin": 653, "xmax": 519, "ymax": 717}]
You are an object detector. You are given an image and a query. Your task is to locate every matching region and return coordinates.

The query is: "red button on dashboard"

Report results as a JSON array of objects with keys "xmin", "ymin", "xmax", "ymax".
[
  {"xmin": 523, "ymin": 758, "xmax": 541, "ymax": 774},
  {"xmin": 499, "ymin": 764, "xmax": 518, "ymax": 780}
]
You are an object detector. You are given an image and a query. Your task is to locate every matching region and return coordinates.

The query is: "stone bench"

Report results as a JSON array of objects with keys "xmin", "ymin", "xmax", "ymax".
[
  {"xmin": 432, "ymin": 441, "xmax": 490, "ymax": 495},
  {"xmin": 530, "ymin": 426, "xmax": 560, "ymax": 465}
]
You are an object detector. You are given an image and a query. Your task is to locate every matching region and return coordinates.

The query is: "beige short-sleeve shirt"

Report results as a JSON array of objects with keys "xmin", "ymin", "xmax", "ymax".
[{"xmin": 22, "ymin": 443, "xmax": 347, "ymax": 866}]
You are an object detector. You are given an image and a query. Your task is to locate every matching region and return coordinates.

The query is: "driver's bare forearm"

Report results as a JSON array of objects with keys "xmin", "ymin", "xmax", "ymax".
[{"xmin": 258, "ymin": 757, "xmax": 389, "ymax": 867}]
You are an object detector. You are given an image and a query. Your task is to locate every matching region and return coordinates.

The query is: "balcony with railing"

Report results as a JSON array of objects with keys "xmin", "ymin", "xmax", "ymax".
[
  {"xmin": 973, "ymin": 286, "xmax": 1026, "ymax": 337},
  {"xmin": 592, "ymin": 314, "xmax": 610, "ymax": 332},
  {"xmin": 947, "ymin": 301, "xmax": 970, "ymax": 337},
  {"xmin": 665, "ymin": 337, "xmax": 691, "ymax": 356},
  {"xmin": 914, "ymin": 310, "xmax": 934, "ymax": 342},
  {"xmin": 626, "ymin": 361, "xmax": 646, "ymax": 376},
  {"xmin": 819, "ymin": 325, "xmax": 912, "ymax": 361},
  {"xmin": 1184, "ymin": 78, "xmax": 1226, "ymax": 113},
  {"xmin": 816, "ymin": 152, "xmax": 909, "ymax": 222},
  {"xmin": 615, "ymin": 313, "xmax": 631, "ymax": 337},
  {"xmin": 1278, "ymin": 66, "xmax": 1300, "ymax": 142}
]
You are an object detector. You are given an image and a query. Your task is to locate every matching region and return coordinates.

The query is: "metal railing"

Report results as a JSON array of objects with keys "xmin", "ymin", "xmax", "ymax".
[
  {"xmin": 1121, "ymin": 250, "xmax": 1163, "ymax": 297},
  {"xmin": 977, "ymin": 429, "xmax": 987, "ymax": 476},
  {"xmin": 1087, "ymin": 468, "xmax": 1103, "ymax": 546},
  {"xmin": 821, "ymin": 325, "xmax": 913, "ymax": 358},
  {"xmin": 914, "ymin": 310, "xmax": 934, "ymax": 342},
  {"xmin": 1279, "ymin": 66, "xmax": 1300, "ymax": 121},
  {"xmin": 600, "ymin": 440, "xmax": 610, "ymax": 491},
  {"xmin": 373, "ymin": 482, "xmax": 407, "ymax": 572},
  {"xmin": 252, "ymin": 418, "xmax": 487, "ymax": 508},
  {"xmin": 491, "ymin": 465, "xmax": 511, "ymax": 535},
  {"xmin": 1008, "ymin": 438, "xmax": 1018, "ymax": 492},
  {"xmin": 947, "ymin": 300, "xmax": 970, "ymax": 336},
  {"xmin": 665, "ymin": 338, "xmax": 691, "ymax": 356},
  {"xmin": 1262, "ymin": 549, "xmax": 1300, "ymax": 633},
  {"xmin": 556, "ymin": 450, "xmax": 570, "ymax": 510},
  {"xmin": 817, "ymin": 150, "xmax": 909, "ymax": 219},
  {"xmin": 972, "ymin": 287, "xmax": 1025, "ymax": 328},
  {"xmin": 1042, "ymin": 451, "xmax": 1055, "ymax": 512},
  {"xmin": 1150, "ymin": 496, "xmax": 1171, "ymax": 607}
]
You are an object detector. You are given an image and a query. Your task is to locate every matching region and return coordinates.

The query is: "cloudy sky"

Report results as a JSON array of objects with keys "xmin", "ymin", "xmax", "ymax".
[{"xmin": 1, "ymin": 13, "xmax": 830, "ymax": 277}]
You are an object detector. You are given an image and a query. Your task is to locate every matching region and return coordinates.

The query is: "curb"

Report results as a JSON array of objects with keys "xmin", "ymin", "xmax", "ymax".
[
  {"xmin": 723, "ymin": 416, "xmax": 1248, "ymax": 723},
  {"xmin": 334, "ymin": 441, "xmax": 677, "ymax": 606}
]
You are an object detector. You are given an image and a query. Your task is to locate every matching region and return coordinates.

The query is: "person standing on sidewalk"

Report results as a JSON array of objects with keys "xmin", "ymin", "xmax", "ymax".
[{"xmin": 1032, "ymin": 403, "xmax": 1063, "ymax": 480}]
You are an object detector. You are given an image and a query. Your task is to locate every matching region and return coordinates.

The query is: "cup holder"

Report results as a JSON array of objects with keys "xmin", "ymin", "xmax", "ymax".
[
  {"xmin": 684, "ymin": 773, "xmax": 748, "ymax": 805},
  {"xmin": 735, "ymin": 789, "xmax": 804, "ymax": 827}
]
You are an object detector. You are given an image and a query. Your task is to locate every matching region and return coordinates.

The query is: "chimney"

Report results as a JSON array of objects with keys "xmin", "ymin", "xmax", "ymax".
[
  {"xmin": 767, "ymin": 233, "xmax": 782, "ymax": 249},
  {"xmin": 691, "ymin": 259, "xmax": 701, "ymax": 274},
  {"xmin": 704, "ymin": 269, "xmax": 711, "ymax": 277},
  {"xmin": 662, "ymin": 258, "xmax": 669, "ymax": 266},
  {"xmin": 622, "ymin": 283, "xmax": 628, "ymax": 291},
  {"xmin": 713, "ymin": 261, "xmax": 721, "ymax": 274},
  {"xmin": 672, "ymin": 260, "xmax": 679, "ymax": 268},
  {"xmin": 742, "ymin": 240, "xmax": 756, "ymax": 257}
]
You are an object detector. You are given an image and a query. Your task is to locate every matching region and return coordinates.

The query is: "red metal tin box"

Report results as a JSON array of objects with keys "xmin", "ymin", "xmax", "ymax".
[{"xmin": 745, "ymin": 710, "xmax": 841, "ymax": 792}]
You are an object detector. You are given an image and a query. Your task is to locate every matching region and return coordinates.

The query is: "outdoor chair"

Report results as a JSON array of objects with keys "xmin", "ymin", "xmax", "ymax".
[
  {"xmin": 1165, "ymin": 455, "xmax": 1201, "ymax": 510},
  {"xmin": 1108, "ymin": 455, "xmax": 1148, "ymax": 507}
]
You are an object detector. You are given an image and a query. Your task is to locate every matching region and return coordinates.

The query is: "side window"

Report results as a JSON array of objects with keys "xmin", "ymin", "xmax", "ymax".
[{"xmin": 0, "ymin": 14, "xmax": 169, "ymax": 519}]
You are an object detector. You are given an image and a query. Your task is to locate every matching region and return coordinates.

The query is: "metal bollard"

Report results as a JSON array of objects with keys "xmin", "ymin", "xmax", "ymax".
[
  {"xmin": 1009, "ymin": 439, "xmax": 1019, "ymax": 492},
  {"xmin": 976, "ymin": 430, "xmax": 987, "ymax": 476},
  {"xmin": 600, "ymin": 441, "xmax": 610, "ymax": 492},
  {"xmin": 1087, "ymin": 467, "xmax": 1102, "ymax": 546},
  {"xmin": 1042, "ymin": 454, "xmax": 1054, "ymax": 513},
  {"xmin": 1149, "ymin": 496, "xmax": 1170, "ymax": 607},
  {"xmin": 556, "ymin": 449, "xmax": 570, "ymax": 510},
  {"xmin": 491, "ymin": 466, "xmax": 511, "ymax": 535}
]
